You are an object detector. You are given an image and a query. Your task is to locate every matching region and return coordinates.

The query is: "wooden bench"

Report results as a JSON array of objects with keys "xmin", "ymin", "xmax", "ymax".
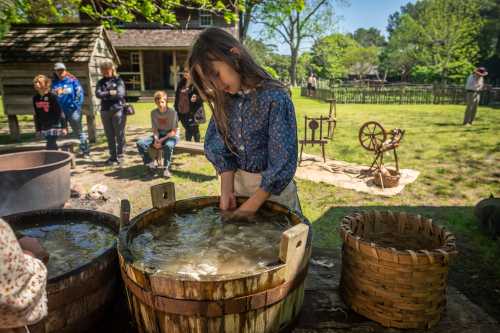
[
  {"xmin": 173, "ymin": 140, "xmax": 219, "ymax": 176},
  {"xmin": 173, "ymin": 140, "xmax": 205, "ymax": 155},
  {"xmin": 0, "ymin": 139, "xmax": 79, "ymax": 168}
]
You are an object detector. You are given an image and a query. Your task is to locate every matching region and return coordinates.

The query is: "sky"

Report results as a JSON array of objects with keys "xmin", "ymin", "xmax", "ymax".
[{"xmin": 250, "ymin": 0, "xmax": 415, "ymax": 55}]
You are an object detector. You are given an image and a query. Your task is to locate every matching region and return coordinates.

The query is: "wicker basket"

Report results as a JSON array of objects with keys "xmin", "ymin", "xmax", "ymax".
[
  {"xmin": 339, "ymin": 211, "xmax": 458, "ymax": 329},
  {"xmin": 373, "ymin": 168, "xmax": 400, "ymax": 188}
]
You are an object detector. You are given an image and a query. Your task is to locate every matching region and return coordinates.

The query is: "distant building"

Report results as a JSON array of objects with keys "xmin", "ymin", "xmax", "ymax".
[
  {"xmin": 0, "ymin": 24, "xmax": 119, "ymax": 141},
  {"xmin": 81, "ymin": 4, "xmax": 239, "ymax": 96}
]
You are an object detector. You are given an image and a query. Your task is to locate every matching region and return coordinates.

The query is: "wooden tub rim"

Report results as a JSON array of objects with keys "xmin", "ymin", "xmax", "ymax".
[
  {"xmin": 119, "ymin": 195, "xmax": 310, "ymax": 282},
  {"xmin": 6, "ymin": 208, "xmax": 119, "ymax": 283}
]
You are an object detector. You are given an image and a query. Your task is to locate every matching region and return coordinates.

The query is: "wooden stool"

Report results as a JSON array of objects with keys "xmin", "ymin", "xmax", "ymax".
[{"xmin": 148, "ymin": 146, "xmax": 164, "ymax": 168}]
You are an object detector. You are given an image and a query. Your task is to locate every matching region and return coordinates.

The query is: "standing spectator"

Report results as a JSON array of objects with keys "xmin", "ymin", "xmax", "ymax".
[
  {"xmin": 464, "ymin": 67, "xmax": 488, "ymax": 126},
  {"xmin": 95, "ymin": 60, "xmax": 127, "ymax": 166},
  {"xmin": 174, "ymin": 69, "xmax": 203, "ymax": 142},
  {"xmin": 0, "ymin": 218, "xmax": 48, "ymax": 333},
  {"xmin": 307, "ymin": 73, "xmax": 317, "ymax": 97},
  {"xmin": 136, "ymin": 91, "xmax": 178, "ymax": 178},
  {"xmin": 51, "ymin": 62, "xmax": 90, "ymax": 158},
  {"xmin": 32, "ymin": 75, "xmax": 67, "ymax": 150}
]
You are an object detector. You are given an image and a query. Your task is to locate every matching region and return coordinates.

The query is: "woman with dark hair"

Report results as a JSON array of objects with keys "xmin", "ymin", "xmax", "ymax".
[
  {"xmin": 95, "ymin": 60, "xmax": 127, "ymax": 166},
  {"xmin": 174, "ymin": 70, "xmax": 203, "ymax": 142},
  {"xmin": 188, "ymin": 27, "xmax": 300, "ymax": 215}
]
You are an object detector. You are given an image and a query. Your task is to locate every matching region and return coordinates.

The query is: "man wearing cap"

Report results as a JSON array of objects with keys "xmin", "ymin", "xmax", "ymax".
[
  {"xmin": 463, "ymin": 67, "xmax": 488, "ymax": 126},
  {"xmin": 51, "ymin": 62, "xmax": 90, "ymax": 157}
]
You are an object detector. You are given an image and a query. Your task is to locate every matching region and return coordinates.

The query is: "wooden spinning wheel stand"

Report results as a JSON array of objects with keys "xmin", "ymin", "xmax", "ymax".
[
  {"xmin": 324, "ymin": 98, "xmax": 337, "ymax": 140},
  {"xmin": 299, "ymin": 116, "xmax": 328, "ymax": 165},
  {"xmin": 358, "ymin": 121, "xmax": 405, "ymax": 172}
]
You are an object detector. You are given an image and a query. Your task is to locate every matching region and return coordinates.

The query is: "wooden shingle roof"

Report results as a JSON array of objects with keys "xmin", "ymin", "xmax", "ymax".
[
  {"xmin": 107, "ymin": 27, "xmax": 237, "ymax": 49},
  {"xmin": 0, "ymin": 24, "xmax": 117, "ymax": 63}
]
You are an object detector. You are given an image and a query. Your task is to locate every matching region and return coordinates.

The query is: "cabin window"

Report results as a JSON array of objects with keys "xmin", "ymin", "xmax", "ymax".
[
  {"xmin": 199, "ymin": 11, "xmax": 213, "ymax": 27},
  {"xmin": 117, "ymin": 50, "xmax": 142, "ymax": 91}
]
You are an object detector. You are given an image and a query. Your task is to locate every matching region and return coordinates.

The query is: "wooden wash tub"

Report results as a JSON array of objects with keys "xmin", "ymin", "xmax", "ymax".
[
  {"xmin": 118, "ymin": 183, "xmax": 311, "ymax": 333},
  {"xmin": 5, "ymin": 209, "xmax": 120, "ymax": 333}
]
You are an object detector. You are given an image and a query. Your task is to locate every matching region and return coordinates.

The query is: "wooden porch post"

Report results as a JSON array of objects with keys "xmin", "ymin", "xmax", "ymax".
[
  {"xmin": 8, "ymin": 115, "xmax": 20, "ymax": 142},
  {"xmin": 86, "ymin": 71, "xmax": 96, "ymax": 143},
  {"xmin": 139, "ymin": 50, "xmax": 145, "ymax": 92},
  {"xmin": 173, "ymin": 50, "xmax": 177, "ymax": 91}
]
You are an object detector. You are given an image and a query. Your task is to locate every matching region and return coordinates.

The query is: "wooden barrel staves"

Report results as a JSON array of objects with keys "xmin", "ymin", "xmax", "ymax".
[
  {"xmin": 5, "ymin": 209, "xmax": 120, "ymax": 333},
  {"xmin": 339, "ymin": 211, "xmax": 458, "ymax": 329},
  {"xmin": 118, "ymin": 183, "xmax": 311, "ymax": 333}
]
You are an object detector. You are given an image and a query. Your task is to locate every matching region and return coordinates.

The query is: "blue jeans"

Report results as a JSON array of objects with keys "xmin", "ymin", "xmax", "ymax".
[
  {"xmin": 45, "ymin": 135, "xmax": 58, "ymax": 150},
  {"xmin": 67, "ymin": 111, "xmax": 90, "ymax": 154},
  {"xmin": 136, "ymin": 135, "xmax": 178, "ymax": 169}
]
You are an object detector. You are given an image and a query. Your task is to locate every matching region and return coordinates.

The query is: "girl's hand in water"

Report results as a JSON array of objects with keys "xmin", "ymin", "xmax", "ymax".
[
  {"xmin": 220, "ymin": 192, "xmax": 237, "ymax": 211},
  {"xmin": 235, "ymin": 188, "xmax": 271, "ymax": 215},
  {"xmin": 219, "ymin": 171, "xmax": 236, "ymax": 210},
  {"xmin": 19, "ymin": 236, "xmax": 50, "ymax": 264}
]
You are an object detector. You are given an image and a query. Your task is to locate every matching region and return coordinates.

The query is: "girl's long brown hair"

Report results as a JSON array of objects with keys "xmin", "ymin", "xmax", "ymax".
[{"xmin": 188, "ymin": 27, "xmax": 285, "ymax": 152}]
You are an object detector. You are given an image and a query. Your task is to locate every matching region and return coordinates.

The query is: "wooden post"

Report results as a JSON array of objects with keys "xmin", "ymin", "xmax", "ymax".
[
  {"xmin": 139, "ymin": 50, "xmax": 145, "ymax": 92},
  {"xmin": 86, "ymin": 113, "xmax": 96, "ymax": 143},
  {"xmin": 172, "ymin": 50, "xmax": 177, "ymax": 91},
  {"xmin": 8, "ymin": 115, "xmax": 20, "ymax": 141},
  {"xmin": 120, "ymin": 199, "xmax": 131, "ymax": 228}
]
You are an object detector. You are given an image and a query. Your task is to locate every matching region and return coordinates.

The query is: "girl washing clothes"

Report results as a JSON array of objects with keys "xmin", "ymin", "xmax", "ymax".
[{"xmin": 188, "ymin": 27, "xmax": 300, "ymax": 215}]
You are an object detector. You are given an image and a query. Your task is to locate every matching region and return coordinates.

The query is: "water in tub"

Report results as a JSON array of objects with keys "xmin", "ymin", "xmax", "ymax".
[
  {"xmin": 17, "ymin": 222, "xmax": 116, "ymax": 279},
  {"xmin": 129, "ymin": 206, "xmax": 293, "ymax": 279}
]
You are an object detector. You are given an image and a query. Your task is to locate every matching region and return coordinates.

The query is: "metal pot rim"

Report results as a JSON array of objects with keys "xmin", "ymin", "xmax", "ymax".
[{"xmin": 0, "ymin": 150, "xmax": 73, "ymax": 172}]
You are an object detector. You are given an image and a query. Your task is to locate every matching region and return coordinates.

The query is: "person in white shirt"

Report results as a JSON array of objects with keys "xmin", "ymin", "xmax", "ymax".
[{"xmin": 464, "ymin": 67, "xmax": 488, "ymax": 125}]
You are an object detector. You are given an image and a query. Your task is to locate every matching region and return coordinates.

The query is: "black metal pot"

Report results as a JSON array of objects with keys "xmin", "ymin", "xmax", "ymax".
[{"xmin": 0, "ymin": 150, "xmax": 72, "ymax": 217}]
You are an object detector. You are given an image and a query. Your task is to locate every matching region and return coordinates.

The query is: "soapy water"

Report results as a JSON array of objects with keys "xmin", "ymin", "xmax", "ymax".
[
  {"xmin": 17, "ymin": 222, "xmax": 116, "ymax": 279},
  {"xmin": 129, "ymin": 206, "xmax": 293, "ymax": 279}
]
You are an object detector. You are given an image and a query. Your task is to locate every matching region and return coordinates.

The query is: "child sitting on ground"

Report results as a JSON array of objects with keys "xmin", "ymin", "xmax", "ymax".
[
  {"xmin": 32, "ymin": 74, "xmax": 67, "ymax": 150},
  {"xmin": 136, "ymin": 91, "xmax": 178, "ymax": 178}
]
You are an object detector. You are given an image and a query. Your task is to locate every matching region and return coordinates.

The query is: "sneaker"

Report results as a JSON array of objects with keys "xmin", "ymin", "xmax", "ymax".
[
  {"xmin": 82, "ymin": 153, "xmax": 91, "ymax": 160},
  {"xmin": 105, "ymin": 158, "xmax": 119, "ymax": 166},
  {"xmin": 146, "ymin": 161, "xmax": 156, "ymax": 169},
  {"xmin": 163, "ymin": 169, "xmax": 171, "ymax": 178}
]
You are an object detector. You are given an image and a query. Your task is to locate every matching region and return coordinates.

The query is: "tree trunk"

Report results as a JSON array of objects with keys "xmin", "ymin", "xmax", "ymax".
[
  {"xmin": 239, "ymin": 3, "xmax": 254, "ymax": 42},
  {"xmin": 290, "ymin": 47, "xmax": 298, "ymax": 86}
]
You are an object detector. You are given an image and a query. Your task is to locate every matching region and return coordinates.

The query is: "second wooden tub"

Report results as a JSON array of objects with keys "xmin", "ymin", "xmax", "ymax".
[{"xmin": 118, "ymin": 183, "xmax": 311, "ymax": 333}]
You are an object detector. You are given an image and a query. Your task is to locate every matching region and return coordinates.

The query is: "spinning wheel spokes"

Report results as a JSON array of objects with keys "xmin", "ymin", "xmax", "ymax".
[{"xmin": 358, "ymin": 121, "xmax": 387, "ymax": 151}]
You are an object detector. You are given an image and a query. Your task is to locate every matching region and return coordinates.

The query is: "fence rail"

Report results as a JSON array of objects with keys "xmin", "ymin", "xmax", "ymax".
[{"xmin": 301, "ymin": 85, "xmax": 500, "ymax": 105}]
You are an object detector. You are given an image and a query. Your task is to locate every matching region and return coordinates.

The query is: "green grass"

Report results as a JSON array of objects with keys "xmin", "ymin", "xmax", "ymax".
[{"xmin": 1, "ymin": 90, "xmax": 499, "ymax": 253}]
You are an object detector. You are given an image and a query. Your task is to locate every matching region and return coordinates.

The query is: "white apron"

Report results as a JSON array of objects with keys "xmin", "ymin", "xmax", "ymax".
[{"xmin": 233, "ymin": 169, "xmax": 302, "ymax": 214}]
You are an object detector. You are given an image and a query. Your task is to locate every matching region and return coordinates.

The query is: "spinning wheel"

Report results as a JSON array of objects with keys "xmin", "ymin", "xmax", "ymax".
[
  {"xmin": 358, "ymin": 121, "xmax": 387, "ymax": 151},
  {"xmin": 358, "ymin": 121, "xmax": 405, "ymax": 172}
]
